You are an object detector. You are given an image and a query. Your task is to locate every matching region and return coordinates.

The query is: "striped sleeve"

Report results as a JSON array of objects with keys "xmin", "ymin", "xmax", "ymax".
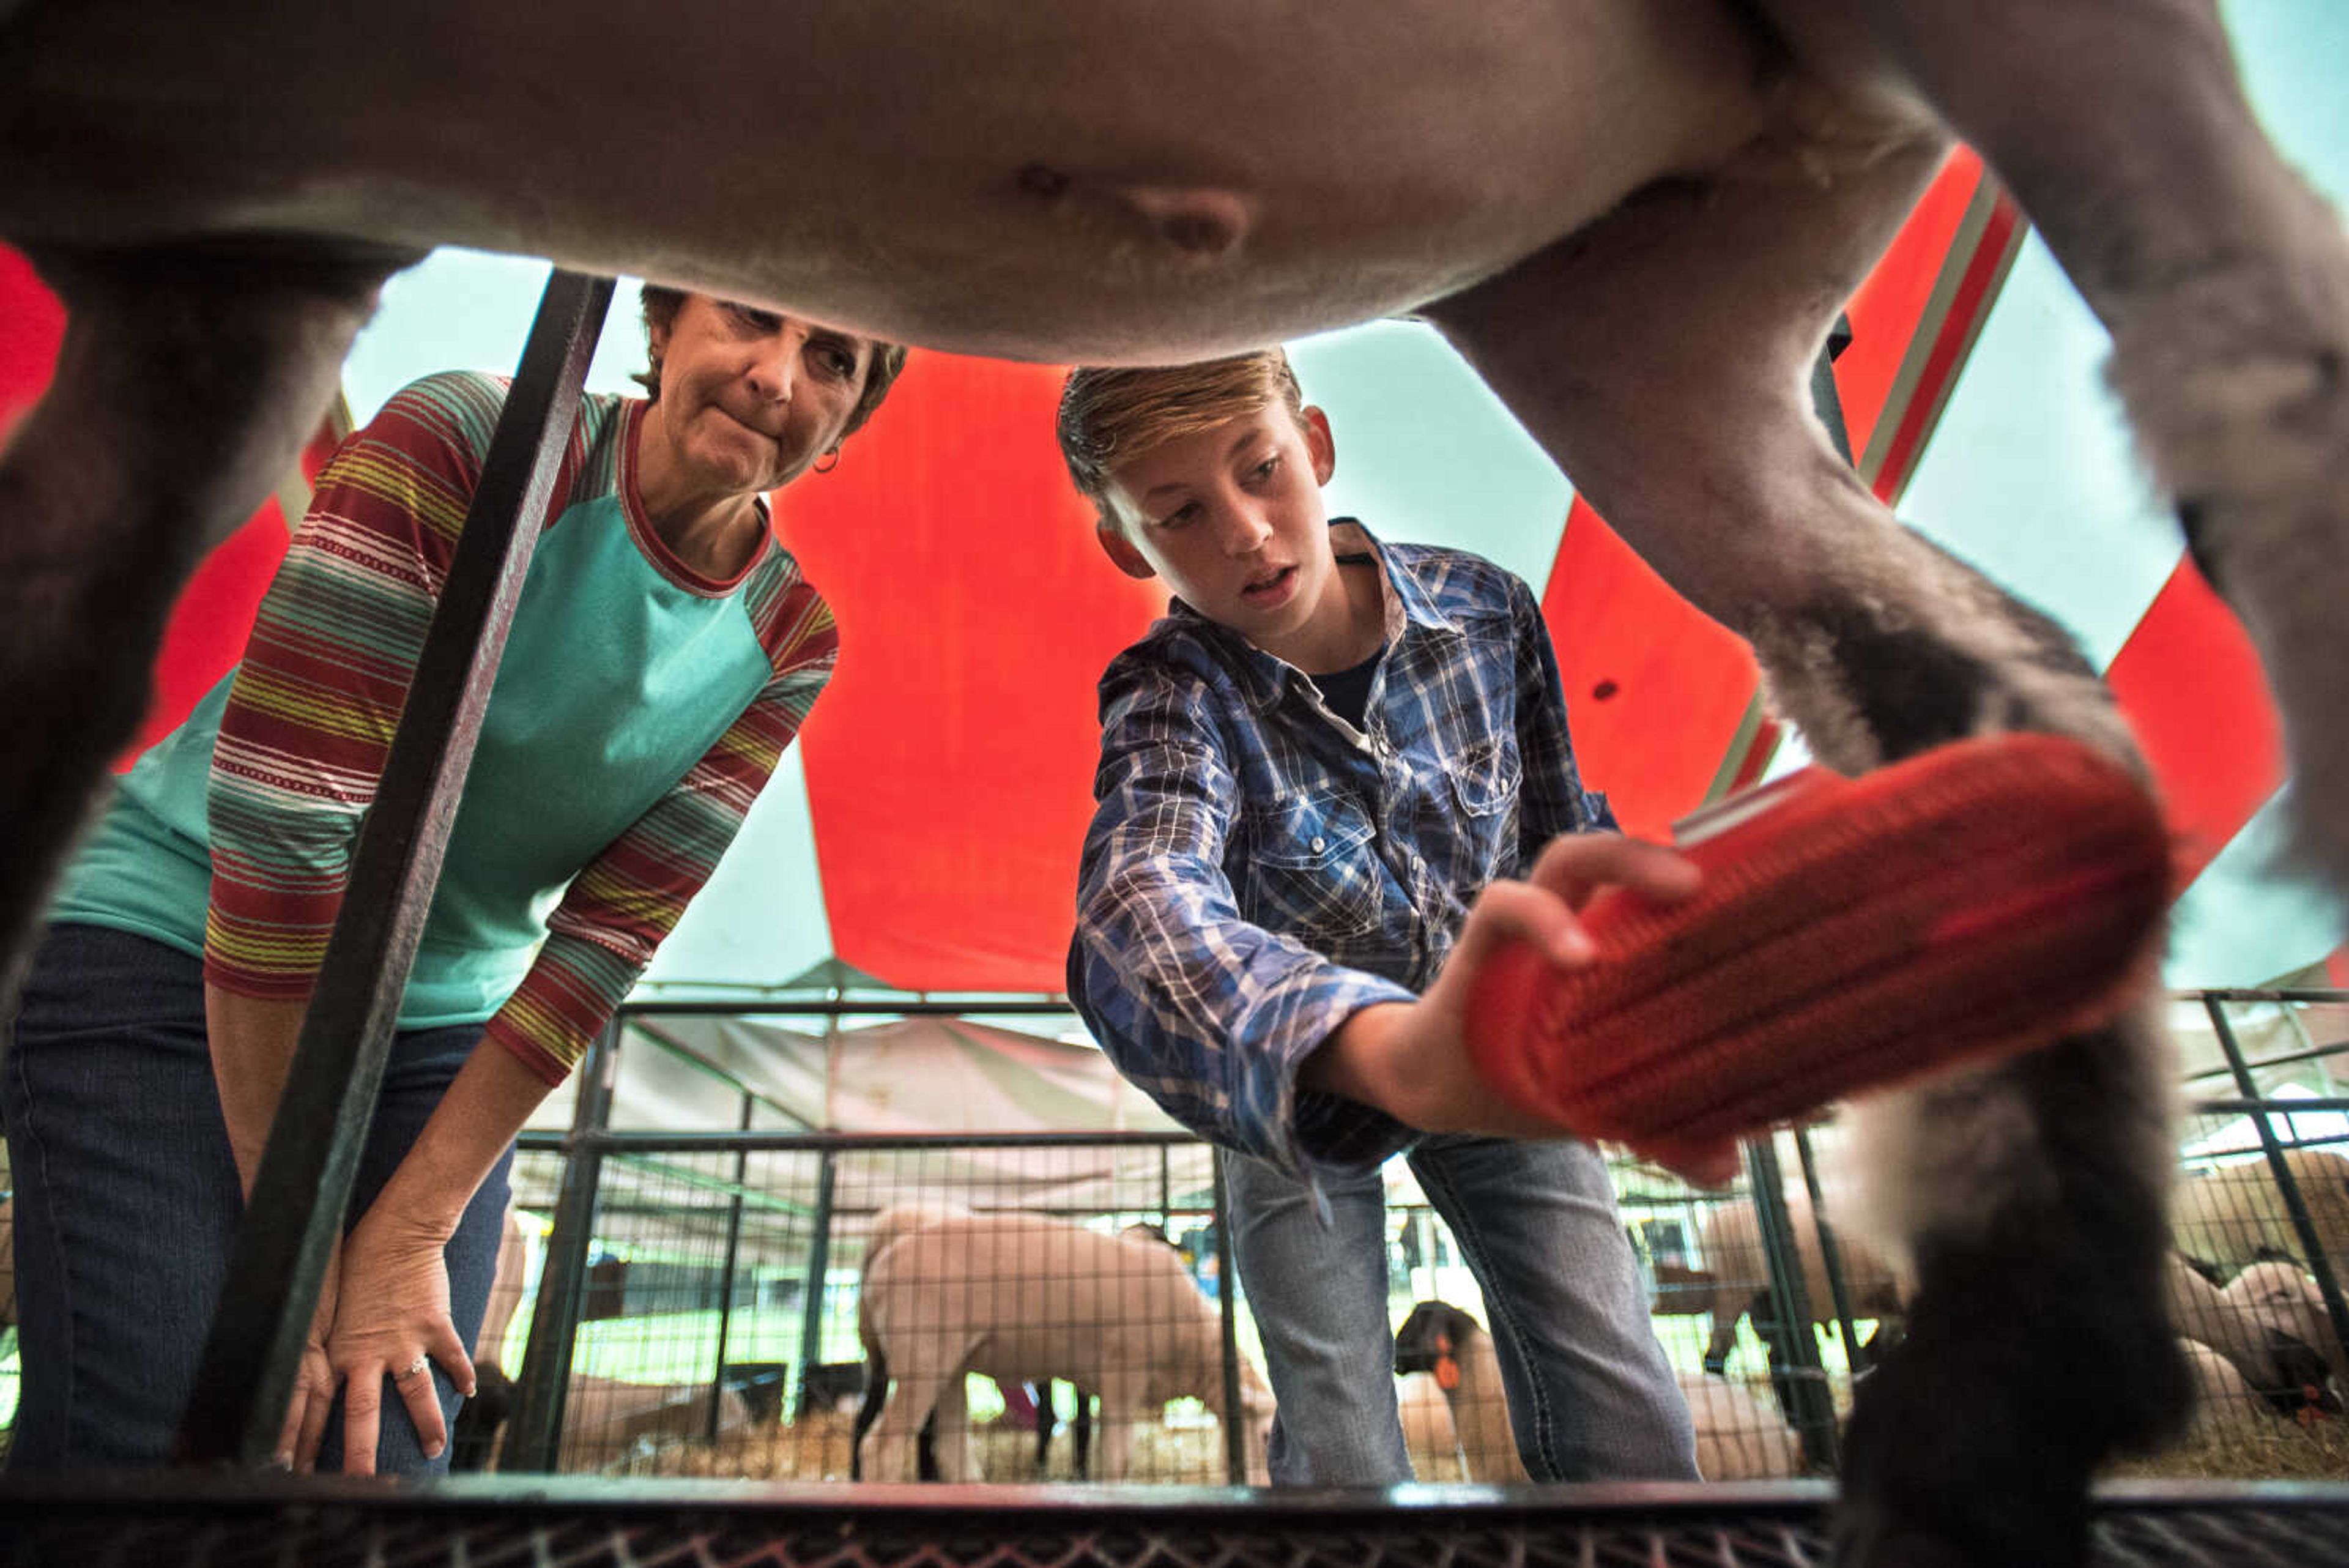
[
  {"xmin": 203, "ymin": 371, "xmax": 530, "ymax": 997},
  {"xmin": 483, "ymin": 561, "xmax": 839, "ymax": 1082}
]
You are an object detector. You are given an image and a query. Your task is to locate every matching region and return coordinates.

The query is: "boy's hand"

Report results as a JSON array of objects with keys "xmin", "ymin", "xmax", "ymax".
[{"xmin": 1303, "ymin": 833, "xmax": 1701, "ymax": 1139}]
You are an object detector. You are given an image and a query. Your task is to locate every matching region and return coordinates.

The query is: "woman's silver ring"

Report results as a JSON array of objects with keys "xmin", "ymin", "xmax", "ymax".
[{"xmin": 396, "ymin": 1355, "xmax": 431, "ymax": 1383}]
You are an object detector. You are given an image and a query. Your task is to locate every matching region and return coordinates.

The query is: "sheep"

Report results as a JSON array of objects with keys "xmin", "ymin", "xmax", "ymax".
[
  {"xmin": 2164, "ymin": 1254, "xmax": 2340, "ymax": 1424},
  {"xmin": 850, "ymin": 1206, "xmax": 1174, "ymax": 1480},
  {"xmin": 448, "ymin": 1370, "xmax": 749, "ymax": 1473},
  {"xmin": 2217, "ymin": 1260, "xmax": 2349, "ymax": 1401},
  {"xmin": 1395, "ymin": 1299, "xmax": 1801, "ymax": 1483},
  {"xmin": 2171, "ymin": 1148, "xmax": 2349, "ymax": 1284},
  {"xmin": 2175, "ymin": 1339, "xmax": 2290, "ymax": 1444},
  {"xmin": 1397, "ymin": 1371, "xmax": 1468, "ymax": 1482},
  {"xmin": 1392, "ymin": 1301, "xmax": 1526, "ymax": 1483},
  {"xmin": 1692, "ymin": 1186, "xmax": 1906, "ymax": 1378},
  {"xmin": 853, "ymin": 1202, "xmax": 982, "ymax": 1481},
  {"xmin": 17, "ymin": 6, "xmax": 2349, "ymax": 1558},
  {"xmin": 854, "ymin": 1211, "xmax": 1272, "ymax": 1484},
  {"xmin": 1675, "ymin": 1372, "xmax": 1805, "ymax": 1482}
]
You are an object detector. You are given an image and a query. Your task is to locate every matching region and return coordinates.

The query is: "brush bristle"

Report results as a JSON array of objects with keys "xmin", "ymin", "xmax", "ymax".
[{"xmin": 1464, "ymin": 733, "xmax": 2171, "ymax": 1158}]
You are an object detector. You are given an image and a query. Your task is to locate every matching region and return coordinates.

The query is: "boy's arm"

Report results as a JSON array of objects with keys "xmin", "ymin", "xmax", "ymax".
[
  {"xmin": 1069, "ymin": 667, "xmax": 1417, "ymax": 1180},
  {"xmin": 1301, "ymin": 831, "xmax": 1701, "ymax": 1135}
]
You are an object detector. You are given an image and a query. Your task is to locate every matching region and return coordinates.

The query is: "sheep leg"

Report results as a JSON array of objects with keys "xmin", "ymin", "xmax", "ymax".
[
  {"xmin": 1764, "ymin": 0, "xmax": 2349, "ymax": 908},
  {"xmin": 0, "ymin": 237, "xmax": 411, "ymax": 1009},
  {"xmin": 1030, "ymin": 1380, "xmax": 1053, "ymax": 1476},
  {"xmin": 929, "ymin": 1375, "xmax": 974, "ymax": 1483},
  {"xmin": 864, "ymin": 1358, "xmax": 949, "ymax": 1484},
  {"xmin": 1093, "ymin": 1373, "xmax": 1138, "ymax": 1484},
  {"xmin": 1427, "ymin": 119, "xmax": 2182, "ymax": 1567}
]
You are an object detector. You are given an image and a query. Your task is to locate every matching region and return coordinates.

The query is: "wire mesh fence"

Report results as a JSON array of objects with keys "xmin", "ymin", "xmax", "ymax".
[{"xmin": 5, "ymin": 990, "xmax": 2348, "ymax": 1488}]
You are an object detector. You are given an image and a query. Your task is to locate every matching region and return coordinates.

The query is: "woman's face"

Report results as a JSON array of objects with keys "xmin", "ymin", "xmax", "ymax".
[{"xmin": 648, "ymin": 295, "xmax": 877, "ymax": 495}]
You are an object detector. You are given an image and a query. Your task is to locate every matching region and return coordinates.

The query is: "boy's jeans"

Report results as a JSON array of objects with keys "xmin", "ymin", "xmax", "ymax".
[
  {"xmin": 1222, "ymin": 1135, "xmax": 1696, "ymax": 1485},
  {"xmin": 1, "ymin": 923, "xmax": 513, "ymax": 1474}
]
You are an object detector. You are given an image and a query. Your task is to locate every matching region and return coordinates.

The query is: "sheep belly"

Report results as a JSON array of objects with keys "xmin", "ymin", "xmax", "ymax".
[{"xmin": 866, "ymin": 1221, "xmax": 1221, "ymax": 1406}]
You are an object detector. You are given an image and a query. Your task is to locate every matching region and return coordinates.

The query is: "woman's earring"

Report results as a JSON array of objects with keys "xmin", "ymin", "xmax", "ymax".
[{"xmin": 812, "ymin": 448, "xmax": 841, "ymax": 475}]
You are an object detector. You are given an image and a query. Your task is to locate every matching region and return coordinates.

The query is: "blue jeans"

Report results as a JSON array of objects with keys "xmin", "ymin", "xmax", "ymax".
[
  {"xmin": 1, "ymin": 923, "xmax": 514, "ymax": 1475},
  {"xmin": 1223, "ymin": 1135, "xmax": 1696, "ymax": 1485}
]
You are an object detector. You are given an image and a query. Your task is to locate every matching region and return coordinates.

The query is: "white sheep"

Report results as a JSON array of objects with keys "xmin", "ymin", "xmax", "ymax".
[
  {"xmin": 1395, "ymin": 1299, "xmax": 1801, "ymax": 1482},
  {"xmin": 1691, "ymin": 1186, "xmax": 1906, "ymax": 1377},
  {"xmin": 2175, "ymin": 1339, "xmax": 2295, "ymax": 1444},
  {"xmin": 2217, "ymin": 1259, "xmax": 2349, "ymax": 1399},
  {"xmin": 1676, "ymin": 1372, "xmax": 1805, "ymax": 1482},
  {"xmin": 448, "ymin": 1369, "xmax": 750, "ymax": 1473},
  {"xmin": 2164, "ymin": 1254, "xmax": 2340, "ymax": 1423},
  {"xmin": 2170, "ymin": 1148, "xmax": 2349, "ymax": 1282},
  {"xmin": 855, "ymin": 1211, "xmax": 1272, "ymax": 1484},
  {"xmin": 1397, "ymin": 1371, "xmax": 1467, "ymax": 1481},
  {"xmin": 1392, "ymin": 1301, "xmax": 1526, "ymax": 1482}
]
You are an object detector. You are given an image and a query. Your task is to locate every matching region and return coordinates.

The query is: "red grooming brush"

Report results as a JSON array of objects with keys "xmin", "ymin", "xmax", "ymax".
[{"xmin": 1462, "ymin": 732, "xmax": 2172, "ymax": 1170}]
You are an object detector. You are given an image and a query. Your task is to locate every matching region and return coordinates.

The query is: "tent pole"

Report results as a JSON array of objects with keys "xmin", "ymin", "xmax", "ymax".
[
  {"xmin": 796, "ymin": 1152, "xmax": 839, "ymax": 1418},
  {"xmin": 707, "ymin": 1087, "xmax": 754, "ymax": 1441}
]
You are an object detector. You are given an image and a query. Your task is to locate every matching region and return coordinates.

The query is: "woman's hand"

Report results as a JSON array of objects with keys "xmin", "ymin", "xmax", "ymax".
[
  {"xmin": 275, "ymin": 1252, "xmax": 342, "ymax": 1472},
  {"xmin": 327, "ymin": 1202, "xmax": 476, "ymax": 1474},
  {"xmin": 1303, "ymin": 833, "xmax": 1704, "ymax": 1140}
]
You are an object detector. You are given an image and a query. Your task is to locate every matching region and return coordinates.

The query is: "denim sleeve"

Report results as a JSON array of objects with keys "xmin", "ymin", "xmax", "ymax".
[{"xmin": 1069, "ymin": 665, "xmax": 1416, "ymax": 1183}]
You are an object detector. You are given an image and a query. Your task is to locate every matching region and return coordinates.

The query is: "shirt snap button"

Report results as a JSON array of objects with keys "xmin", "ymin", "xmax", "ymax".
[{"xmin": 1310, "ymin": 836, "xmax": 1326, "ymax": 853}]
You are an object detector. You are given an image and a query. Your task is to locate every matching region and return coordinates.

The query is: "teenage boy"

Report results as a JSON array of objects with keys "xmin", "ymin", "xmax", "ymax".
[{"xmin": 1061, "ymin": 349, "xmax": 1700, "ymax": 1485}]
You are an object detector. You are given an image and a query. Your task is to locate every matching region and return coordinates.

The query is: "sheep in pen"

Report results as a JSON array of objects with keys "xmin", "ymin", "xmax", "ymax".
[{"xmin": 7, "ymin": 3, "xmax": 2349, "ymax": 1562}]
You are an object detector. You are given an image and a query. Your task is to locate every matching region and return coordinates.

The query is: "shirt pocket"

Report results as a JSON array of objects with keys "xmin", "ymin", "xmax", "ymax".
[
  {"xmin": 1448, "ymin": 734, "xmax": 1521, "ymax": 818},
  {"xmin": 1445, "ymin": 734, "xmax": 1523, "ymax": 877},
  {"xmin": 1238, "ymin": 795, "xmax": 1383, "ymax": 943}
]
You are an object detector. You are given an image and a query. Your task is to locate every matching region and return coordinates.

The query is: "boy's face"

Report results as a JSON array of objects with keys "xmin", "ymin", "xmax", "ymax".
[{"xmin": 1096, "ymin": 402, "xmax": 1346, "ymax": 666}]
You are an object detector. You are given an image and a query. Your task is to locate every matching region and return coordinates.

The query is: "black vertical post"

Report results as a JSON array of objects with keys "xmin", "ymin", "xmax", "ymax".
[
  {"xmin": 504, "ymin": 1014, "xmax": 623, "ymax": 1472},
  {"xmin": 1744, "ymin": 1136, "xmax": 1838, "ymax": 1470},
  {"xmin": 176, "ymin": 270, "xmax": 615, "ymax": 1467},
  {"xmin": 706, "ymin": 1088, "xmax": 755, "ymax": 1441},
  {"xmin": 1793, "ymin": 1128, "xmax": 1870, "ymax": 1374},
  {"xmin": 795, "ymin": 1151, "xmax": 839, "ymax": 1414},
  {"xmin": 2206, "ymin": 997, "xmax": 2349, "ymax": 1357},
  {"xmin": 1212, "ymin": 1150, "xmax": 1247, "ymax": 1484}
]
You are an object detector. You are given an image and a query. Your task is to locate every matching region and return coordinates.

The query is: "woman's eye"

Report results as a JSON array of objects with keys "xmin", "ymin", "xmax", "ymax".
[
  {"xmin": 726, "ymin": 302, "xmax": 782, "ymax": 333},
  {"xmin": 1249, "ymin": 456, "xmax": 1280, "ymax": 483},
  {"xmin": 1157, "ymin": 503, "xmax": 1198, "ymax": 530}
]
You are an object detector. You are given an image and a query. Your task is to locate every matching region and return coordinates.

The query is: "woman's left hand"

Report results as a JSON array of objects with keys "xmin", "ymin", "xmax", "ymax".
[{"xmin": 328, "ymin": 1202, "xmax": 477, "ymax": 1474}]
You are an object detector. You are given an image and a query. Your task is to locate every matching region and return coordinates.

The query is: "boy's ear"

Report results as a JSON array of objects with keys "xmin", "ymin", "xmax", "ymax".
[
  {"xmin": 1096, "ymin": 518, "xmax": 1158, "ymax": 581},
  {"xmin": 1302, "ymin": 405, "xmax": 1337, "ymax": 486}
]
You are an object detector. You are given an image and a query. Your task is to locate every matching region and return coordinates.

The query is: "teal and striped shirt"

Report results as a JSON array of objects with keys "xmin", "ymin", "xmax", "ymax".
[{"xmin": 51, "ymin": 370, "xmax": 837, "ymax": 1081}]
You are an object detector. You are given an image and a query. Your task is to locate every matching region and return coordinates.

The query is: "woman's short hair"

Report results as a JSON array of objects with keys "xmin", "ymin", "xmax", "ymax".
[
  {"xmin": 1056, "ymin": 350, "xmax": 1305, "ymax": 518},
  {"xmin": 634, "ymin": 283, "xmax": 908, "ymax": 440}
]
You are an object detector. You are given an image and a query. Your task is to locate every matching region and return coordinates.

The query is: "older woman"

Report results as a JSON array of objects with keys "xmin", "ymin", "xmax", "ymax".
[{"xmin": 2, "ymin": 286, "xmax": 905, "ymax": 1476}]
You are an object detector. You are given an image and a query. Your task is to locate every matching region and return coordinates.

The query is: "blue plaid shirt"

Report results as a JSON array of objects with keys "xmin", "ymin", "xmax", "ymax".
[{"xmin": 1069, "ymin": 520, "xmax": 1612, "ymax": 1184}]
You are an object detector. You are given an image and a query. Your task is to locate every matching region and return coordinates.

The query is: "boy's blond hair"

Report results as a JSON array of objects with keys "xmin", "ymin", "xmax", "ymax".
[{"xmin": 1057, "ymin": 351, "xmax": 1306, "ymax": 519}]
